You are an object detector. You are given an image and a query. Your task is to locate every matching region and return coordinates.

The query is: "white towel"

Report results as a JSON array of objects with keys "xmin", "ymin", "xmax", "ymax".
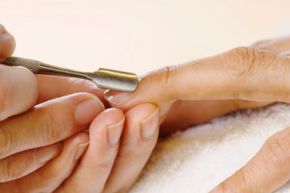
[{"xmin": 130, "ymin": 103, "xmax": 290, "ymax": 193}]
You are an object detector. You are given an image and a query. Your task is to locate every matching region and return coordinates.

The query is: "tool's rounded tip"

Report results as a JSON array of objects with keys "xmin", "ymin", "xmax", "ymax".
[{"xmin": 92, "ymin": 68, "xmax": 139, "ymax": 92}]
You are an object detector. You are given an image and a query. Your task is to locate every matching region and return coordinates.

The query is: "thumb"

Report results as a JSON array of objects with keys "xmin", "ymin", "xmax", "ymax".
[
  {"xmin": 105, "ymin": 47, "xmax": 290, "ymax": 109},
  {"xmin": 0, "ymin": 24, "xmax": 16, "ymax": 62}
]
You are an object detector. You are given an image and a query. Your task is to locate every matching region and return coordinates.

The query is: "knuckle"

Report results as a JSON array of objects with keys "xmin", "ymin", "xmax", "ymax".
[
  {"xmin": 146, "ymin": 65, "xmax": 176, "ymax": 87},
  {"xmin": 163, "ymin": 66, "xmax": 174, "ymax": 85},
  {"xmin": 264, "ymin": 131, "xmax": 290, "ymax": 162},
  {"xmin": 225, "ymin": 47, "xmax": 259, "ymax": 76},
  {"xmin": 0, "ymin": 128, "xmax": 11, "ymax": 159},
  {"xmin": 147, "ymin": 65, "xmax": 179, "ymax": 99},
  {"xmin": 238, "ymin": 169, "xmax": 254, "ymax": 193},
  {"xmin": 35, "ymin": 108, "xmax": 67, "ymax": 143},
  {"xmin": 0, "ymin": 158, "xmax": 20, "ymax": 182},
  {"xmin": 223, "ymin": 47, "xmax": 275, "ymax": 99}
]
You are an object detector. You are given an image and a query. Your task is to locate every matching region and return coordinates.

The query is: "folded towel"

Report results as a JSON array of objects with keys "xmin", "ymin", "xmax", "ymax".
[{"xmin": 130, "ymin": 103, "xmax": 290, "ymax": 193}]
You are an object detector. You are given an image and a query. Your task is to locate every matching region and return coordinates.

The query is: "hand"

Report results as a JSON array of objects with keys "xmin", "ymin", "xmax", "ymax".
[
  {"xmin": 44, "ymin": 103, "xmax": 158, "ymax": 193},
  {"xmin": 104, "ymin": 37, "xmax": 290, "ymax": 135},
  {"xmin": 105, "ymin": 36, "xmax": 290, "ymax": 192},
  {"xmin": 1, "ymin": 104, "xmax": 159, "ymax": 193},
  {"xmin": 0, "ymin": 24, "xmax": 159, "ymax": 193},
  {"xmin": 0, "ymin": 25, "xmax": 106, "ymax": 191}
]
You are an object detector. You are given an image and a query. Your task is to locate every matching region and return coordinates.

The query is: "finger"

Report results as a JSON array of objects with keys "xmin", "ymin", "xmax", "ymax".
[
  {"xmin": 161, "ymin": 100, "xmax": 268, "ymax": 135},
  {"xmin": 36, "ymin": 75, "xmax": 106, "ymax": 104},
  {"xmin": 0, "ymin": 132, "xmax": 89, "ymax": 193},
  {"xmin": 210, "ymin": 127, "xmax": 290, "ymax": 193},
  {"xmin": 0, "ymin": 92, "xmax": 104, "ymax": 159},
  {"xmin": 0, "ymin": 24, "xmax": 16, "ymax": 62},
  {"xmin": 105, "ymin": 47, "xmax": 290, "ymax": 109},
  {"xmin": 0, "ymin": 143, "xmax": 61, "ymax": 183},
  {"xmin": 0, "ymin": 65, "xmax": 38, "ymax": 121},
  {"xmin": 252, "ymin": 36, "xmax": 290, "ymax": 54},
  {"xmin": 104, "ymin": 104, "xmax": 159, "ymax": 193},
  {"xmin": 0, "ymin": 25, "xmax": 37, "ymax": 120},
  {"xmin": 56, "ymin": 108, "xmax": 124, "ymax": 193}
]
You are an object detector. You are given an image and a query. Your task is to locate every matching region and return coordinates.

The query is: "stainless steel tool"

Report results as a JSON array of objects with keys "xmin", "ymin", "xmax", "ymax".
[{"xmin": 2, "ymin": 57, "xmax": 139, "ymax": 92}]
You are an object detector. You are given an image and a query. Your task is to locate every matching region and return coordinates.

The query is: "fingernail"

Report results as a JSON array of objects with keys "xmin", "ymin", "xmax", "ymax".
[
  {"xmin": 75, "ymin": 96, "xmax": 105, "ymax": 125},
  {"xmin": 104, "ymin": 90, "xmax": 132, "ymax": 106},
  {"xmin": 209, "ymin": 186, "xmax": 223, "ymax": 193},
  {"xmin": 141, "ymin": 107, "xmax": 159, "ymax": 141},
  {"xmin": 107, "ymin": 118, "xmax": 125, "ymax": 145},
  {"xmin": 74, "ymin": 142, "xmax": 89, "ymax": 161}
]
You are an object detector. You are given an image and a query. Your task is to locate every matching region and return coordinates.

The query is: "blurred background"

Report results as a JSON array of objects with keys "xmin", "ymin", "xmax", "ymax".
[{"xmin": 2, "ymin": 0, "xmax": 290, "ymax": 75}]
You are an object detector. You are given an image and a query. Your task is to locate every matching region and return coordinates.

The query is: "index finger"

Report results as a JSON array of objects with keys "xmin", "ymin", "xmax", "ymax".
[{"xmin": 105, "ymin": 47, "xmax": 290, "ymax": 109}]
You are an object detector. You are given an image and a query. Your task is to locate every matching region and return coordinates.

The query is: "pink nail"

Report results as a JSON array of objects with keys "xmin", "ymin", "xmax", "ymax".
[
  {"xmin": 141, "ymin": 108, "xmax": 159, "ymax": 141},
  {"xmin": 107, "ymin": 118, "xmax": 125, "ymax": 145},
  {"xmin": 104, "ymin": 90, "xmax": 132, "ymax": 106},
  {"xmin": 75, "ymin": 97, "xmax": 104, "ymax": 125}
]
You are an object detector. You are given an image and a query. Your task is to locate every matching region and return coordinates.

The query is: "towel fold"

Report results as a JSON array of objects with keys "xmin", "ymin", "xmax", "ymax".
[{"xmin": 130, "ymin": 103, "xmax": 290, "ymax": 193}]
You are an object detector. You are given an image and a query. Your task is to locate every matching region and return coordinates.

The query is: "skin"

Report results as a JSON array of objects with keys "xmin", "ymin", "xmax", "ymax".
[
  {"xmin": 105, "ymin": 36, "xmax": 290, "ymax": 192},
  {"xmin": 3, "ymin": 22, "xmax": 290, "ymax": 192},
  {"xmin": 0, "ymin": 24, "xmax": 160, "ymax": 193}
]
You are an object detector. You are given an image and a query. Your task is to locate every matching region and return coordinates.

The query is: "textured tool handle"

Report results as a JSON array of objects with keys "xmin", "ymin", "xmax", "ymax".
[
  {"xmin": 2, "ymin": 56, "xmax": 140, "ymax": 92},
  {"xmin": 2, "ymin": 57, "xmax": 42, "ymax": 73}
]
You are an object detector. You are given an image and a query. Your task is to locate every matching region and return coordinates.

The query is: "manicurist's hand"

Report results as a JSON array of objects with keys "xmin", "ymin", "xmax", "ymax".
[
  {"xmin": 0, "ymin": 25, "xmax": 107, "ymax": 192},
  {"xmin": 105, "ymin": 36, "xmax": 290, "ymax": 192},
  {"xmin": 0, "ymin": 24, "xmax": 160, "ymax": 193}
]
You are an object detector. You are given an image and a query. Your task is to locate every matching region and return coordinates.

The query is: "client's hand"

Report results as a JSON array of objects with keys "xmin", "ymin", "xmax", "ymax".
[{"xmin": 105, "ymin": 36, "xmax": 290, "ymax": 192}]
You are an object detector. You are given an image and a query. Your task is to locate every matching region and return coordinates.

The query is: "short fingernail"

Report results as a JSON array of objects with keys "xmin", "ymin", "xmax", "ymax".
[
  {"xmin": 107, "ymin": 118, "xmax": 125, "ymax": 145},
  {"xmin": 141, "ymin": 107, "xmax": 159, "ymax": 141},
  {"xmin": 104, "ymin": 90, "xmax": 132, "ymax": 106},
  {"xmin": 74, "ymin": 142, "xmax": 89, "ymax": 161},
  {"xmin": 209, "ymin": 186, "xmax": 223, "ymax": 193},
  {"xmin": 75, "ymin": 96, "xmax": 105, "ymax": 125}
]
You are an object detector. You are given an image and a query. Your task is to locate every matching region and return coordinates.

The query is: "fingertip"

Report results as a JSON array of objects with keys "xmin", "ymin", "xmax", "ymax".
[
  {"xmin": 126, "ymin": 103, "xmax": 157, "ymax": 118},
  {"xmin": 126, "ymin": 103, "xmax": 159, "ymax": 141},
  {"xmin": 102, "ymin": 104, "xmax": 159, "ymax": 193},
  {"xmin": 63, "ymin": 132, "xmax": 89, "ymax": 148},
  {"xmin": 89, "ymin": 108, "xmax": 125, "ymax": 146},
  {"xmin": 0, "ymin": 65, "xmax": 38, "ymax": 120},
  {"xmin": 62, "ymin": 132, "xmax": 89, "ymax": 161},
  {"xmin": 0, "ymin": 31, "xmax": 16, "ymax": 59},
  {"xmin": 104, "ymin": 90, "xmax": 133, "ymax": 109},
  {"xmin": 73, "ymin": 93, "xmax": 105, "ymax": 126},
  {"xmin": 90, "ymin": 108, "xmax": 125, "ymax": 128}
]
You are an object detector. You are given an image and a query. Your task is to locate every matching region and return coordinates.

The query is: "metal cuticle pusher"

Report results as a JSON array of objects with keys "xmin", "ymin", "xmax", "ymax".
[{"xmin": 2, "ymin": 57, "xmax": 139, "ymax": 92}]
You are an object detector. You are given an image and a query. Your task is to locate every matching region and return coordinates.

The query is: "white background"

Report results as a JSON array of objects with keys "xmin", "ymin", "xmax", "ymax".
[{"xmin": 2, "ymin": 0, "xmax": 290, "ymax": 74}]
